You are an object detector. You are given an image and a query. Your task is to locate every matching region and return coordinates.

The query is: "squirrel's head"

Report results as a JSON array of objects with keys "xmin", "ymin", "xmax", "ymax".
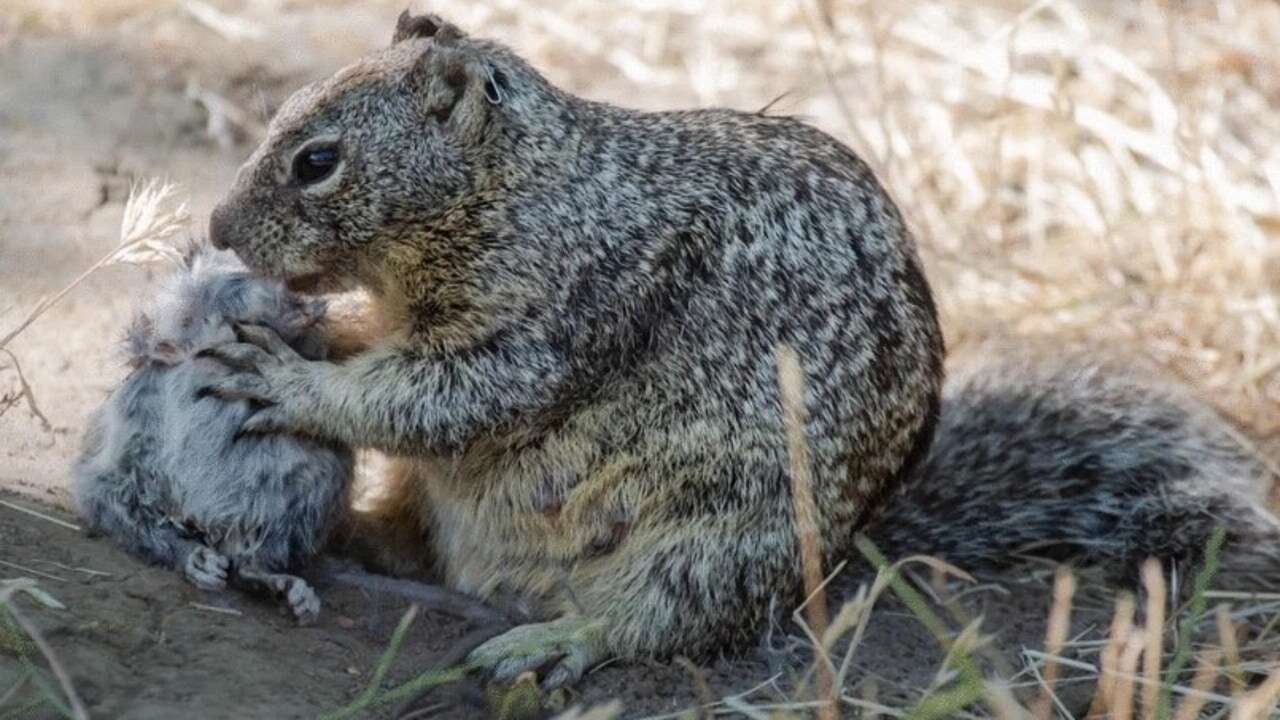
[{"xmin": 209, "ymin": 11, "xmax": 563, "ymax": 293}]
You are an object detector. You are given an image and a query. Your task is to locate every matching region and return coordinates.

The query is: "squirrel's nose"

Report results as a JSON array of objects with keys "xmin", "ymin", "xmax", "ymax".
[{"xmin": 209, "ymin": 203, "xmax": 233, "ymax": 251}]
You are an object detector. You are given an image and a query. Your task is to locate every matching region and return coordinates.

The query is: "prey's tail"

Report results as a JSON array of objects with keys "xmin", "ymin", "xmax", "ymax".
[{"xmin": 864, "ymin": 345, "xmax": 1280, "ymax": 586}]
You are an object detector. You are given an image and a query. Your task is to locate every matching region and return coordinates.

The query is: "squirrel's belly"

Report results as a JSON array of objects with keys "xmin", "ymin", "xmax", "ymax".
[{"xmin": 420, "ymin": 458, "xmax": 588, "ymax": 604}]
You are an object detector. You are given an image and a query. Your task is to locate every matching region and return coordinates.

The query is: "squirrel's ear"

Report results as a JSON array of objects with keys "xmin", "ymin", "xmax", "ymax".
[
  {"xmin": 407, "ymin": 38, "xmax": 500, "ymax": 139},
  {"xmin": 392, "ymin": 10, "xmax": 465, "ymax": 45}
]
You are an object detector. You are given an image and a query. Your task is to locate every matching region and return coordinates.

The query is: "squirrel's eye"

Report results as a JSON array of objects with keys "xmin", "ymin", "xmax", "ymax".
[{"xmin": 292, "ymin": 144, "xmax": 340, "ymax": 185}]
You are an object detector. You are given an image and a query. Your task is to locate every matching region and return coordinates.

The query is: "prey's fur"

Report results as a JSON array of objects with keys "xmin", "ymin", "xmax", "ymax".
[{"xmin": 73, "ymin": 245, "xmax": 353, "ymax": 623}]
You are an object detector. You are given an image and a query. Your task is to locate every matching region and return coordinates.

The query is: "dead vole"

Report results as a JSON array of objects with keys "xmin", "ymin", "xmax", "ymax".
[{"xmin": 72, "ymin": 243, "xmax": 353, "ymax": 624}]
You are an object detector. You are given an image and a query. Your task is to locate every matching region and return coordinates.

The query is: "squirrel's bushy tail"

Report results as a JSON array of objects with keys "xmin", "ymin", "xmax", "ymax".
[{"xmin": 865, "ymin": 345, "xmax": 1280, "ymax": 585}]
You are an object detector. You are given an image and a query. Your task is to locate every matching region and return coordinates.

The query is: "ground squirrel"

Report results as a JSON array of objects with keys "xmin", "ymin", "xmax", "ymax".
[
  {"xmin": 73, "ymin": 244, "xmax": 353, "ymax": 624},
  {"xmin": 200, "ymin": 11, "xmax": 1280, "ymax": 686}
]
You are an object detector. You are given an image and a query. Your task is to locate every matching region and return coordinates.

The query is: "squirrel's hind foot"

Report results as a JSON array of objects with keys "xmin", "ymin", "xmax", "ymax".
[{"xmin": 468, "ymin": 615, "xmax": 608, "ymax": 689}]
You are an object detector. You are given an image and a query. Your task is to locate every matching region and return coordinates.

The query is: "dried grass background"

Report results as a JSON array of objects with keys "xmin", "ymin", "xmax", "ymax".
[
  {"xmin": 4, "ymin": 0, "xmax": 1278, "ymax": 439},
  {"xmin": 442, "ymin": 0, "xmax": 1280, "ymax": 446},
  {"xmin": 395, "ymin": 0, "xmax": 1280, "ymax": 444}
]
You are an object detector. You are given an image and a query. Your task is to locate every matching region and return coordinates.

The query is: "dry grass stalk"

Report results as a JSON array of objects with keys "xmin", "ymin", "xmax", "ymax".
[
  {"xmin": 30, "ymin": 560, "xmax": 109, "ymax": 579},
  {"xmin": 0, "ymin": 178, "xmax": 188, "ymax": 427},
  {"xmin": 0, "ymin": 559, "xmax": 65, "ymax": 584},
  {"xmin": 1141, "ymin": 560, "xmax": 1166, "ymax": 720},
  {"xmin": 0, "ymin": 178, "xmax": 187, "ymax": 352},
  {"xmin": 1218, "ymin": 603, "xmax": 1247, "ymax": 699},
  {"xmin": 1113, "ymin": 629, "xmax": 1148, "ymax": 720},
  {"xmin": 1171, "ymin": 650, "xmax": 1222, "ymax": 720},
  {"xmin": 1087, "ymin": 592, "xmax": 1136, "ymax": 718},
  {"xmin": 1033, "ymin": 566, "xmax": 1075, "ymax": 720},
  {"xmin": 1232, "ymin": 662, "xmax": 1280, "ymax": 719},
  {"xmin": 0, "ymin": 348, "xmax": 50, "ymax": 430},
  {"xmin": 984, "ymin": 681, "xmax": 1033, "ymax": 720},
  {"xmin": 181, "ymin": 0, "xmax": 264, "ymax": 42},
  {"xmin": 825, "ymin": 587, "xmax": 871, "ymax": 691},
  {"xmin": 6, "ymin": 179, "xmax": 185, "ymax": 350},
  {"xmin": 0, "ymin": 500, "xmax": 81, "ymax": 533},
  {"xmin": 112, "ymin": 179, "xmax": 190, "ymax": 267},
  {"xmin": 189, "ymin": 603, "xmax": 243, "ymax": 617},
  {"xmin": 829, "ymin": 570, "xmax": 905, "ymax": 693},
  {"xmin": 776, "ymin": 344, "xmax": 836, "ymax": 720}
]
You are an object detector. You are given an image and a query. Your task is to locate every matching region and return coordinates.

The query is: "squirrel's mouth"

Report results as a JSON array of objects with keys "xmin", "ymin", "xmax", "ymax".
[
  {"xmin": 284, "ymin": 271, "xmax": 354, "ymax": 296},
  {"xmin": 285, "ymin": 273, "xmax": 329, "ymax": 294}
]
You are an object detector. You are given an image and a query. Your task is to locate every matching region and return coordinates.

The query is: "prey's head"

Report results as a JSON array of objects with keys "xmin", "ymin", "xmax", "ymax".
[
  {"xmin": 209, "ymin": 11, "xmax": 556, "ymax": 293},
  {"xmin": 125, "ymin": 243, "xmax": 329, "ymax": 366}
]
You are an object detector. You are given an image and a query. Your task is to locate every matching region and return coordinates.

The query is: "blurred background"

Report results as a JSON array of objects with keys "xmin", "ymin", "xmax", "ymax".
[{"xmin": 2, "ymin": 0, "xmax": 1279, "ymax": 501}]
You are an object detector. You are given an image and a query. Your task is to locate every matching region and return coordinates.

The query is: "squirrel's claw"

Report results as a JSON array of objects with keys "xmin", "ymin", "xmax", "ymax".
[
  {"xmin": 238, "ymin": 406, "xmax": 292, "ymax": 437},
  {"xmin": 197, "ymin": 342, "xmax": 327, "ymax": 438},
  {"xmin": 198, "ymin": 341, "xmax": 276, "ymax": 372},
  {"xmin": 233, "ymin": 322, "xmax": 301, "ymax": 362},
  {"xmin": 200, "ymin": 373, "xmax": 273, "ymax": 403},
  {"xmin": 469, "ymin": 616, "xmax": 608, "ymax": 689}
]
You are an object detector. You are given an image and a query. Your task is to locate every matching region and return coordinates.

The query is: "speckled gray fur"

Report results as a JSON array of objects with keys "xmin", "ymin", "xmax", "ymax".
[
  {"xmin": 870, "ymin": 346, "xmax": 1280, "ymax": 583},
  {"xmin": 195, "ymin": 11, "xmax": 1280, "ymax": 683},
  {"xmin": 72, "ymin": 245, "xmax": 353, "ymax": 623}
]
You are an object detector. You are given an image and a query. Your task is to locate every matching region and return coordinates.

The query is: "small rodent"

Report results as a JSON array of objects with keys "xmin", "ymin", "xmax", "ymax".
[
  {"xmin": 196, "ymin": 10, "xmax": 1280, "ymax": 686},
  {"xmin": 72, "ymin": 244, "xmax": 353, "ymax": 624}
]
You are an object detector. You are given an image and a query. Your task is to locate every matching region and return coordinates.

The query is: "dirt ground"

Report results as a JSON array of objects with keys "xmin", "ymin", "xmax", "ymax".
[
  {"xmin": 0, "ymin": 1, "xmax": 1272, "ymax": 718},
  {"xmin": 4, "ymin": 488, "xmax": 1109, "ymax": 719}
]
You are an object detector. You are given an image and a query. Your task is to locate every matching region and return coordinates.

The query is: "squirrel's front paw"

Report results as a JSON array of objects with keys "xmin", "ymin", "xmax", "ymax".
[
  {"xmin": 197, "ymin": 324, "xmax": 332, "ymax": 439},
  {"xmin": 184, "ymin": 546, "xmax": 230, "ymax": 590},
  {"xmin": 468, "ymin": 615, "xmax": 608, "ymax": 689}
]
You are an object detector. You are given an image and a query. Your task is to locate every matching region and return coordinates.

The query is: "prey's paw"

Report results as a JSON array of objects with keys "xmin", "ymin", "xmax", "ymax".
[
  {"xmin": 268, "ymin": 574, "xmax": 321, "ymax": 626},
  {"xmin": 469, "ymin": 616, "xmax": 608, "ymax": 689},
  {"xmin": 184, "ymin": 547, "xmax": 230, "ymax": 590},
  {"xmin": 235, "ymin": 567, "xmax": 322, "ymax": 625}
]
